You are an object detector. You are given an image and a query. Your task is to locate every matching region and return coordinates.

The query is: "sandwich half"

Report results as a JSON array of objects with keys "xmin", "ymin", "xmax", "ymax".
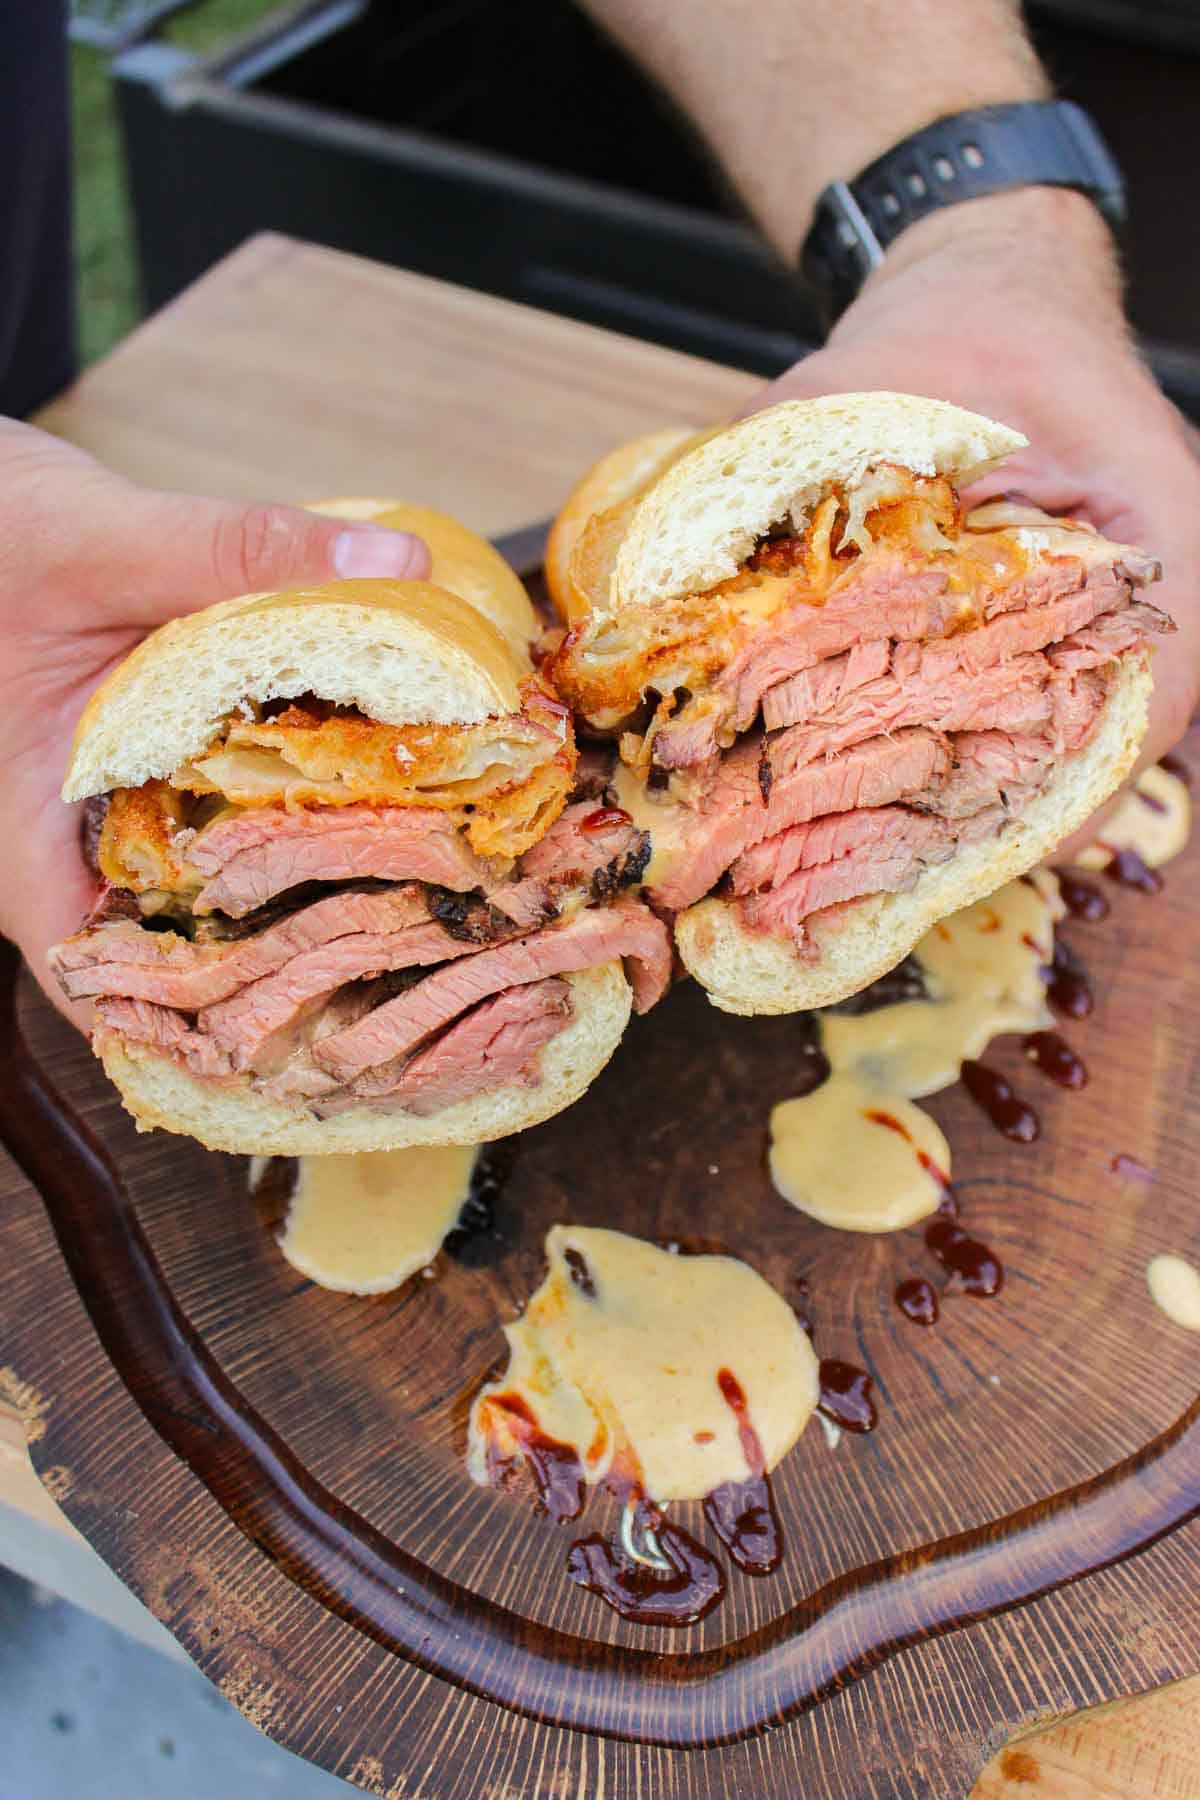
[
  {"xmin": 548, "ymin": 393, "xmax": 1170, "ymax": 1014},
  {"xmin": 51, "ymin": 556, "xmax": 669, "ymax": 1152}
]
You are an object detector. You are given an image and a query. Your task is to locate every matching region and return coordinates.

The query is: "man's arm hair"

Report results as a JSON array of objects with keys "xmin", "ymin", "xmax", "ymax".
[{"xmin": 579, "ymin": 0, "xmax": 1049, "ymax": 260}]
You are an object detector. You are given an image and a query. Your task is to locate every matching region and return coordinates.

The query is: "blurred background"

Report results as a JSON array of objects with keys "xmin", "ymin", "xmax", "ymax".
[
  {"xmin": 4, "ymin": 3, "xmax": 1198, "ymax": 1796},
  {"xmin": 70, "ymin": 0, "xmax": 1200, "ymax": 411}
]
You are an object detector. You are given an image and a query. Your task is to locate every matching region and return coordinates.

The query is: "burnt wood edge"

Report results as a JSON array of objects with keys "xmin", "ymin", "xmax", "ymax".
[{"xmin": 3, "ymin": 940, "xmax": 1200, "ymax": 1751}]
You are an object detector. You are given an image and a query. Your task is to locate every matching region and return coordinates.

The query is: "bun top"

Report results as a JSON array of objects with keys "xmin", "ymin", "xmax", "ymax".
[
  {"xmin": 307, "ymin": 498, "xmax": 538, "ymax": 655},
  {"xmin": 63, "ymin": 579, "xmax": 527, "ymax": 802},
  {"xmin": 609, "ymin": 393, "xmax": 1027, "ymax": 613}
]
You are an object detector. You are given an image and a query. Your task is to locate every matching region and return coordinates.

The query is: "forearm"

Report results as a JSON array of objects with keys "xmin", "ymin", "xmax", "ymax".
[{"xmin": 582, "ymin": 0, "xmax": 1048, "ymax": 260}]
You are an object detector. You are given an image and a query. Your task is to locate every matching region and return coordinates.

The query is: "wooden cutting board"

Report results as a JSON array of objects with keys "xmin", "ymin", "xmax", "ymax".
[{"xmin": 3, "ymin": 236, "xmax": 1199, "ymax": 1797}]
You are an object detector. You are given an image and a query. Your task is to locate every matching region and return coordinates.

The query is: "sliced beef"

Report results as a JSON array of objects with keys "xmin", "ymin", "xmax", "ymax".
[
  {"xmin": 911, "ymin": 729, "xmax": 1056, "ymax": 819},
  {"xmin": 316, "ymin": 978, "xmax": 574, "ymax": 1118},
  {"xmin": 517, "ymin": 800, "xmax": 650, "ymax": 898},
  {"xmin": 312, "ymin": 901, "xmax": 671, "ymax": 1089},
  {"xmin": 765, "ymin": 654, "xmax": 1053, "ymax": 779},
  {"xmin": 1048, "ymin": 599, "xmax": 1174, "ymax": 673},
  {"xmin": 759, "ymin": 571, "xmax": 1130, "ymax": 735},
  {"xmin": 648, "ymin": 729, "xmax": 950, "ymax": 913},
  {"xmin": 738, "ymin": 810, "xmax": 957, "ymax": 936},
  {"xmin": 197, "ymin": 915, "xmax": 498, "ymax": 1071},
  {"xmin": 191, "ymin": 804, "xmax": 500, "ymax": 917},
  {"xmin": 763, "ymin": 727, "xmax": 950, "ymax": 841},
  {"xmin": 1047, "ymin": 669, "xmax": 1106, "ymax": 754},
  {"xmin": 52, "ymin": 886, "xmax": 431, "ymax": 1010},
  {"xmin": 759, "ymin": 638, "xmax": 890, "ymax": 733},
  {"xmin": 93, "ymin": 997, "xmax": 233, "ymax": 1080},
  {"xmin": 731, "ymin": 806, "xmax": 952, "ymax": 897},
  {"xmin": 648, "ymin": 738, "xmax": 765, "ymax": 913}
]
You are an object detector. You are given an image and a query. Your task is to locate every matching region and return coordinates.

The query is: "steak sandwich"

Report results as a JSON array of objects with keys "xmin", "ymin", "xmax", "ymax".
[
  {"xmin": 548, "ymin": 393, "xmax": 1170, "ymax": 1015},
  {"xmin": 51, "ymin": 543, "xmax": 669, "ymax": 1154}
]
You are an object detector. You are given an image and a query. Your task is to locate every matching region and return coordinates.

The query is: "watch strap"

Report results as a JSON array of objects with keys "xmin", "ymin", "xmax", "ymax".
[{"xmin": 802, "ymin": 100, "xmax": 1125, "ymax": 325}]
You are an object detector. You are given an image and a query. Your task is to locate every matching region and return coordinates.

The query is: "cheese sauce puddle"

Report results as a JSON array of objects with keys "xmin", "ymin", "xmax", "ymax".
[
  {"xmin": 273, "ymin": 1146, "xmax": 477, "ymax": 1293},
  {"xmin": 468, "ymin": 1225, "xmax": 819, "ymax": 1621},
  {"xmin": 770, "ymin": 871, "xmax": 1063, "ymax": 1231},
  {"xmin": 1147, "ymin": 1255, "xmax": 1200, "ymax": 1331}
]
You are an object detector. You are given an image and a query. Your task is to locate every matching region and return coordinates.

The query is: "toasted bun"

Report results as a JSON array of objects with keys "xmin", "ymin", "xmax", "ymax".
[
  {"xmin": 677, "ymin": 654, "xmax": 1151, "ymax": 1014},
  {"xmin": 610, "ymin": 393, "xmax": 1026, "ymax": 613},
  {"xmin": 544, "ymin": 429, "xmax": 701, "ymax": 624},
  {"xmin": 94, "ymin": 964, "xmax": 632, "ymax": 1154},
  {"xmin": 63, "ymin": 580, "xmax": 528, "ymax": 802},
  {"xmin": 307, "ymin": 498, "xmax": 538, "ymax": 654}
]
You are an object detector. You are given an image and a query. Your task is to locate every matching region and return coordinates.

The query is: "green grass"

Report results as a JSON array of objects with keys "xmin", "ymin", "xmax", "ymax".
[{"xmin": 71, "ymin": 0, "xmax": 278, "ymax": 366}]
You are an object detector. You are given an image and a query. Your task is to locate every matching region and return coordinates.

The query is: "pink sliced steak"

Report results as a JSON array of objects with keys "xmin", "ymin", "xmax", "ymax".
[
  {"xmin": 51, "ymin": 886, "xmax": 430, "ymax": 1009},
  {"xmin": 319, "ymin": 978, "xmax": 575, "ymax": 1118},
  {"xmin": 191, "ymin": 804, "xmax": 500, "ymax": 917},
  {"xmin": 313, "ymin": 901, "xmax": 671, "ymax": 1089},
  {"xmin": 738, "ymin": 809, "xmax": 957, "ymax": 936}
]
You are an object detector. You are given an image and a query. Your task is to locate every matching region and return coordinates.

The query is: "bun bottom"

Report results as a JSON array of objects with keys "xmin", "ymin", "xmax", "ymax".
[
  {"xmin": 96, "ymin": 964, "xmax": 632, "ymax": 1154},
  {"xmin": 676, "ymin": 654, "xmax": 1151, "ymax": 1016}
]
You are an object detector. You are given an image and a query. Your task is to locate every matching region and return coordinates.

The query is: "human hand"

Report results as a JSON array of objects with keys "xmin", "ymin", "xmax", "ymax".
[
  {"xmin": 0, "ymin": 419, "xmax": 430, "ymax": 1027},
  {"xmin": 752, "ymin": 188, "xmax": 1200, "ymax": 782}
]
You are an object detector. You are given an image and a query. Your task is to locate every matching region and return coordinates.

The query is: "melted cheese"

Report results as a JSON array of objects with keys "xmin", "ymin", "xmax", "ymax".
[
  {"xmin": 610, "ymin": 760, "xmax": 692, "ymax": 892},
  {"xmin": 1146, "ymin": 1255, "xmax": 1200, "ymax": 1331},
  {"xmin": 468, "ymin": 1225, "xmax": 818, "ymax": 1503},
  {"xmin": 277, "ymin": 1146, "xmax": 476, "ymax": 1294},
  {"xmin": 771, "ymin": 873, "xmax": 1063, "ymax": 1231},
  {"xmin": 1079, "ymin": 764, "xmax": 1190, "ymax": 872}
]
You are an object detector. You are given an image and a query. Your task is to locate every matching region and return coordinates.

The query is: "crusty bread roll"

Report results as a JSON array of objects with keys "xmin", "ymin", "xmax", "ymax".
[
  {"xmin": 549, "ymin": 394, "xmax": 1164, "ymax": 1016},
  {"xmin": 307, "ymin": 498, "xmax": 538, "ymax": 654},
  {"xmin": 609, "ymin": 393, "xmax": 1025, "ymax": 613},
  {"xmin": 63, "ymin": 579, "xmax": 526, "ymax": 803},
  {"xmin": 56, "ymin": 549, "xmax": 649, "ymax": 1153},
  {"xmin": 543, "ymin": 429, "xmax": 701, "ymax": 624},
  {"xmin": 98, "ymin": 964, "xmax": 631, "ymax": 1154},
  {"xmin": 676, "ymin": 652, "xmax": 1150, "ymax": 1013}
]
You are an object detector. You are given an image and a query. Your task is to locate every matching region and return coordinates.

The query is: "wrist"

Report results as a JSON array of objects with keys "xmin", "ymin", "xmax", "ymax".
[{"xmin": 831, "ymin": 185, "xmax": 1125, "ymax": 349}]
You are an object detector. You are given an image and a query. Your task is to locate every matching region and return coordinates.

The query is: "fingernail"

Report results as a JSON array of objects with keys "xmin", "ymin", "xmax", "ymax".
[{"xmin": 332, "ymin": 527, "xmax": 429, "ymax": 579}]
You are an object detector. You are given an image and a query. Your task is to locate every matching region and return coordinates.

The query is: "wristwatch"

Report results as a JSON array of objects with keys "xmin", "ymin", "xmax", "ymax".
[{"xmin": 801, "ymin": 100, "xmax": 1126, "ymax": 327}]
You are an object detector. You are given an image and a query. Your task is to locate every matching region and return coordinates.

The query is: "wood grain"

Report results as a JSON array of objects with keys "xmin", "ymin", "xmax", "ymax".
[
  {"xmin": 2, "ymin": 235, "xmax": 1196, "ymax": 1793},
  {"xmin": 975, "ymin": 1676, "xmax": 1200, "ymax": 1797},
  {"xmin": 35, "ymin": 234, "xmax": 756, "ymax": 530}
]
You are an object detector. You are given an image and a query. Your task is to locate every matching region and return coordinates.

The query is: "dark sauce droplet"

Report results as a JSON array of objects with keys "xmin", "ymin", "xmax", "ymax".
[
  {"xmin": 1045, "ymin": 937, "xmax": 1093, "ymax": 1018},
  {"xmin": 827, "ymin": 954, "xmax": 927, "ymax": 1014},
  {"xmin": 1024, "ymin": 1030, "xmax": 1087, "ymax": 1089},
  {"xmin": 442, "ymin": 1140, "xmax": 519, "ymax": 1267},
  {"xmin": 704, "ymin": 1476, "xmax": 780, "ymax": 1576},
  {"xmin": 924, "ymin": 1219, "xmax": 1004, "ymax": 1297},
  {"xmin": 817, "ymin": 1360, "xmax": 877, "ymax": 1433},
  {"xmin": 567, "ymin": 1499, "xmax": 724, "ymax": 1627},
  {"xmin": 1137, "ymin": 788, "xmax": 1168, "ymax": 816},
  {"xmin": 895, "ymin": 1277, "xmax": 939, "ymax": 1325},
  {"xmin": 1159, "ymin": 752, "xmax": 1191, "ymax": 786},
  {"xmin": 563, "ymin": 1247, "xmax": 596, "ymax": 1298},
  {"xmin": 960, "ymin": 1059, "xmax": 1039, "ymax": 1142},
  {"xmin": 1056, "ymin": 871, "xmax": 1110, "ymax": 923},
  {"xmin": 484, "ymin": 1394, "xmax": 584, "ymax": 1523},
  {"xmin": 1103, "ymin": 847, "xmax": 1163, "ymax": 895}
]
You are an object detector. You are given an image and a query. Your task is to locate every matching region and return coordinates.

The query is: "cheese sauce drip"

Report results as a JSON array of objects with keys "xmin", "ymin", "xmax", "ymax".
[
  {"xmin": 468, "ymin": 1225, "xmax": 818, "ymax": 1504},
  {"xmin": 1147, "ymin": 1255, "xmax": 1200, "ymax": 1331},
  {"xmin": 1079, "ymin": 763, "xmax": 1191, "ymax": 873},
  {"xmin": 276, "ymin": 1146, "xmax": 477, "ymax": 1294},
  {"xmin": 771, "ymin": 873, "xmax": 1063, "ymax": 1231}
]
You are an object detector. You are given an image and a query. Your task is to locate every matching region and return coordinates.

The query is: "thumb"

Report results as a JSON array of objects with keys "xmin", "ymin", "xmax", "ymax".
[{"xmin": 80, "ymin": 486, "xmax": 432, "ymax": 628}]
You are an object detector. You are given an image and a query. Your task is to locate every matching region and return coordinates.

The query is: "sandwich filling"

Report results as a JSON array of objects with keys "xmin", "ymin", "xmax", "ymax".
[
  {"xmin": 551, "ymin": 483, "xmax": 1170, "ymax": 947},
  {"xmin": 53, "ymin": 686, "xmax": 671, "ymax": 1119}
]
